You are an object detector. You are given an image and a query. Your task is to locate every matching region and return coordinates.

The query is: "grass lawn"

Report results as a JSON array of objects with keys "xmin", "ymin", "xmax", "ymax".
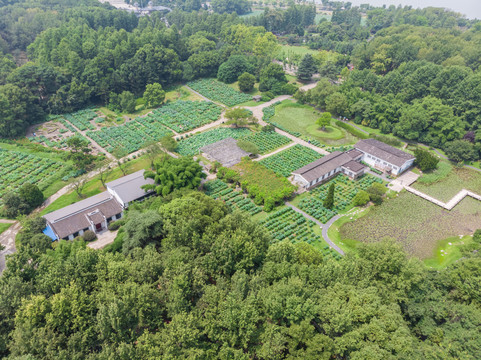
[
  {"xmin": 277, "ymin": 45, "xmax": 319, "ymax": 59},
  {"xmin": 0, "ymin": 223, "xmax": 12, "ymax": 235},
  {"xmin": 271, "ymin": 101, "xmax": 358, "ymax": 145},
  {"xmin": 164, "ymin": 84, "xmax": 203, "ymax": 102},
  {"xmin": 41, "ymin": 156, "xmax": 151, "ymax": 215},
  {"xmin": 416, "ymin": 161, "xmax": 452, "ymax": 185},
  {"xmin": 412, "ymin": 166, "xmax": 481, "ymax": 202},
  {"xmin": 327, "ymin": 207, "xmax": 369, "ymax": 254},
  {"xmin": 424, "ymin": 235, "xmax": 474, "ymax": 269},
  {"xmin": 340, "ymin": 192, "xmax": 481, "ymax": 260}
]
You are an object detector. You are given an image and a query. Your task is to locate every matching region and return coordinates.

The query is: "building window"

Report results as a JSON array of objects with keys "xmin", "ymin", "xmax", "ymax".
[{"xmin": 73, "ymin": 232, "xmax": 79, "ymax": 238}]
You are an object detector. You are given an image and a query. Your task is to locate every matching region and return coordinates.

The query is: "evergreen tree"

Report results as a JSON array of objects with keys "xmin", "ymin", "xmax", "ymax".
[
  {"xmin": 323, "ymin": 183, "xmax": 335, "ymax": 209},
  {"xmin": 297, "ymin": 54, "xmax": 317, "ymax": 81}
]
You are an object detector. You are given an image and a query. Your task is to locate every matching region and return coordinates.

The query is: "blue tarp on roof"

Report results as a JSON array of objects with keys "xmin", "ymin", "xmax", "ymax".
[{"xmin": 43, "ymin": 225, "xmax": 58, "ymax": 241}]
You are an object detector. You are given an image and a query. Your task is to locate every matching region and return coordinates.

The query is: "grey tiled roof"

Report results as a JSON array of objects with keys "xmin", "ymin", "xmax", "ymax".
[
  {"xmin": 106, "ymin": 170, "xmax": 154, "ymax": 204},
  {"xmin": 355, "ymin": 139, "xmax": 414, "ymax": 167},
  {"xmin": 293, "ymin": 151, "xmax": 353, "ymax": 183}
]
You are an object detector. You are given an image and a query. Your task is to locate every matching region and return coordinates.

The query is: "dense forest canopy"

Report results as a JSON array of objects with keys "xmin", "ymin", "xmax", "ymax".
[{"xmin": 1, "ymin": 191, "xmax": 480, "ymax": 359}]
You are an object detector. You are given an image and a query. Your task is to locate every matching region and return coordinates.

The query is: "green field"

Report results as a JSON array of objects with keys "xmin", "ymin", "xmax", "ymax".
[
  {"xmin": 277, "ymin": 45, "xmax": 319, "ymax": 59},
  {"xmin": 412, "ymin": 167, "xmax": 481, "ymax": 202},
  {"xmin": 270, "ymin": 101, "xmax": 359, "ymax": 145},
  {"xmin": 424, "ymin": 235, "xmax": 475, "ymax": 269},
  {"xmin": 340, "ymin": 192, "xmax": 481, "ymax": 260}
]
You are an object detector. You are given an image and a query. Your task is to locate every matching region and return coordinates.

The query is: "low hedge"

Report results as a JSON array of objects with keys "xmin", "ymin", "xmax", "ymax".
[{"xmin": 335, "ymin": 120, "xmax": 369, "ymax": 139}]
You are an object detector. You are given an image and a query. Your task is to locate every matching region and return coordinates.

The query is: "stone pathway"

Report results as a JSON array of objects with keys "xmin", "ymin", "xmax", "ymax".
[
  {"xmin": 286, "ymin": 202, "xmax": 344, "ymax": 255},
  {"xmin": 87, "ymin": 229, "xmax": 118, "ymax": 250}
]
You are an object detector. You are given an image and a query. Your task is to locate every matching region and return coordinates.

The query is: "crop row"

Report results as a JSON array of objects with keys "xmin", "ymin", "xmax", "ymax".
[
  {"xmin": 62, "ymin": 109, "xmax": 98, "ymax": 131},
  {"xmin": 86, "ymin": 118, "xmax": 172, "ymax": 154},
  {"xmin": 176, "ymin": 128, "xmax": 251, "ymax": 156},
  {"xmin": 242, "ymin": 131, "xmax": 291, "ymax": 154},
  {"xmin": 203, "ymin": 180, "xmax": 262, "ymax": 215},
  {"xmin": 188, "ymin": 79, "xmax": 251, "ymax": 107},
  {"xmin": 260, "ymin": 144, "xmax": 323, "ymax": 177},
  {"xmin": 148, "ymin": 100, "xmax": 222, "ymax": 133},
  {"xmin": 298, "ymin": 174, "xmax": 383, "ymax": 223},
  {"xmin": 0, "ymin": 149, "xmax": 65, "ymax": 203}
]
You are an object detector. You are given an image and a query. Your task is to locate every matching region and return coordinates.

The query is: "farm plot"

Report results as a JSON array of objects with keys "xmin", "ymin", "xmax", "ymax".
[
  {"xmin": 188, "ymin": 79, "xmax": 251, "ymax": 107},
  {"xmin": 176, "ymin": 128, "xmax": 251, "ymax": 156},
  {"xmin": 204, "ymin": 180, "xmax": 262, "ymax": 215},
  {"xmin": 233, "ymin": 158, "xmax": 296, "ymax": 204},
  {"xmin": 260, "ymin": 207, "xmax": 341, "ymax": 260},
  {"xmin": 148, "ymin": 100, "xmax": 222, "ymax": 133},
  {"xmin": 260, "ymin": 144, "xmax": 322, "ymax": 177},
  {"xmin": 63, "ymin": 109, "xmax": 98, "ymax": 131},
  {"xmin": 242, "ymin": 131, "xmax": 291, "ymax": 154},
  {"xmin": 86, "ymin": 118, "xmax": 172, "ymax": 154},
  {"xmin": 0, "ymin": 149, "xmax": 65, "ymax": 203},
  {"xmin": 298, "ymin": 174, "xmax": 383, "ymax": 223}
]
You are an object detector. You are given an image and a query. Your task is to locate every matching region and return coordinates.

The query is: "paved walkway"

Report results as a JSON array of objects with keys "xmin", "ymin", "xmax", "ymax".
[
  {"xmin": 404, "ymin": 186, "xmax": 481, "ymax": 210},
  {"xmin": 0, "ymin": 221, "xmax": 20, "ymax": 274},
  {"xmin": 286, "ymin": 202, "xmax": 344, "ymax": 255},
  {"xmin": 254, "ymin": 142, "xmax": 296, "ymax": 161},
  {"xmin": 388, "ymin": 171, "xmax": 419, "ymax": 192},
  {"xmin": 0, "ymin": 219, "xmax": 16, "ymax": 224},
  {"xmin": 87, "ymin": 229, "xmax": 118, "ymax": 250}
]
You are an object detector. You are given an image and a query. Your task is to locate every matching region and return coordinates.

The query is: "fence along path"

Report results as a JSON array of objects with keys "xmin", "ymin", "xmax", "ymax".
[{"xmin": 404, "ymin": 186, "xmax": 481, "ymax": 210}]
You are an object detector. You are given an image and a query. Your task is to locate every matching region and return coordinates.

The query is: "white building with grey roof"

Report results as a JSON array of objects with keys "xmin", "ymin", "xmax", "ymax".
[
  {"xmin": 354, "ymin": 139, "xmax": 415, "ymax": 175},
  {"xmin": 43, "ymin": 170, "xmax": 154, "ymax": 241}
]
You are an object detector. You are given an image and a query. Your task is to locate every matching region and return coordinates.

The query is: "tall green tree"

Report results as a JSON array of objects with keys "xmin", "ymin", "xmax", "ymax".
[
  {"xmin": 297, "ymin": 54, "xmax": 317, "ymax": 81},
  {"xmin": 323, "ymin": 183, "xmax": 335, "ymax": 209},
  {"xmin": 143, "ymin": 83, "xmax": 165, "ymax": 108}
]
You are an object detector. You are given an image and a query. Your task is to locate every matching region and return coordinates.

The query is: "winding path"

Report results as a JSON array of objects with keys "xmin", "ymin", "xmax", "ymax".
[{"xmin": 286, "ymin": 202, "xmax": 344, "ymax": 255}]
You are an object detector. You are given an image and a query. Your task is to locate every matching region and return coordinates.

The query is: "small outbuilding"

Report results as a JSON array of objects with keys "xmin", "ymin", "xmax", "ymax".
[
  {"xmin": 200, "ymin": 137, "xmax": 250, "ymax": 168},
  {"xmin": 253, "ymin": 95, "xmax": 262, "ymax": 102},
  {"xmin": 106, "ymin": 170, "xmax": 155, "ymax": 208}
]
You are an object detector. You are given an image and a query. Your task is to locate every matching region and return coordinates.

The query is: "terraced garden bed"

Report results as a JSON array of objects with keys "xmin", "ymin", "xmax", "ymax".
[
  {"xmin": 260, "ymin": 144, "xmax": 322, "ymax": 177},
  {"xmin": 86, "ymin": 118, "xmax": 172, "ymax": 154},
  {"xmin": 148, "ymin": 100, "xmax": 222, "ymax": 133},
  {"xmin": 0, "ymin": 149, "xmax": 66, "ymax": 204},
  {"xmin": 188, "ymin": 78, "xmax": 251, "ymax": 107},
  {"xmin": 204, "ymin": 180, "xmax": 262, "ymax": 215},
  {"xmin": 260, "ymin": 207, "xmax": 341, "ymax": 260},
  {"xmin": 298, "ymin": 174, "xmax": 383, "ymax": 223},
  {"xmin": 176, "ymin": 128, "xmax": 251, "ymax": 156}
]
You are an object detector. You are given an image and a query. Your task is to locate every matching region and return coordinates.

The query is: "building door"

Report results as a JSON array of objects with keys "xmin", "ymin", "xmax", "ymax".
[{"xmin": 95, "ymin": 223, "xmax": 102, "ymax": 232}]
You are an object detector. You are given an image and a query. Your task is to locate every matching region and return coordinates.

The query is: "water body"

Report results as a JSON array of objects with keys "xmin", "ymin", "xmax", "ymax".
[{"xmin": 342, "ymin": 0, "xmax": 480, "ymax": 19}]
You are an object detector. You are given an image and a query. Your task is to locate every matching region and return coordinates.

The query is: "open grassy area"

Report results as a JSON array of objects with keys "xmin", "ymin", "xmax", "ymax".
[
  {"xmin": 416, "ymin": 161, "xmax": 453, "ymax": 185},
  {"xmin": 412, "ymin": 166, "xmax": 481, "ymax": 202},
  {"xmin": 0, "ymin": 223, "xmax": 12, "ymax": 235},
  {"xmin": 277, "ymin": 45, "xmax": 319, "ymax": 59},
  {"xmin": 424, "ymin": 235, "xmax": 474, "ymax": 269},
  {"xmin": 41, "ymin": 156, "xmax": 151, "ymax": 215},
  {"xmin": 327, "ymin": 208, "xmax": 369, "ymax": 254},
  {"xmin": 340, "ymin": 192, "xmax": 481, "ymax": 260},
  {"xmin": 271, "ymin": 101, "xmax": 358, "ymax": 145},
  {"xmin": 164, "ymin": 84, "xmax": 203, "ymax": 102}
]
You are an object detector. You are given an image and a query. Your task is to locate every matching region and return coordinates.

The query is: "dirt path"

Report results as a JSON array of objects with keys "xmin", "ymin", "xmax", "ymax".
[
  {"xmin": 64, "ymin": 120, "xmax": 115, "ymax": 160},
  {"xmin": 174, "ymin": 111, "xmax": 228, "ymax": 140},
  {"xmin": 0, "ymin": 219, "xmax": 16, "ymax": 224}
]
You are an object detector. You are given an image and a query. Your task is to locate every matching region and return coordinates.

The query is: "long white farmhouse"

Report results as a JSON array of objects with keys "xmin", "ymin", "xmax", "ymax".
[{"xmin": 354, "ymin": 139, "xmax": 415, "ymax": 175}]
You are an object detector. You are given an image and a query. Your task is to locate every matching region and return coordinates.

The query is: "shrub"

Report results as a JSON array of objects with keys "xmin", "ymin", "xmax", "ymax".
[
  {"xmin": 323, "ymin": 183, "xmax": 335, "ymax": 209},
  {"xmin": 352, "ymin": 190, "xmax": 370, "ymax": 206},
  {"xmin": 238, "ymin": 72, "xmax": 256, "ymax": 92},
  {"xmin": 82, "ymin": 230, "xmax": 97, "ymax": 242},
  {"xmin": 370, "ymin": 193, "xmax": 383, "ymax": 206},
  {"xmin": 108, "ymin": 219, "xmax": 125, "ymax": 231},
  {"xmin": 474, "ymin": 229, "xmax": 481, "ymax": 243},
  {"xmin": 264, "ymin": 197, "xmax": 275, "ymax": 212},
  {"xmin": 414, "ymin": 148, "xmax": 439, "ymax": 172},
  {"xmin": 335, "ymin": 120, "xmax": 369, "ymax": 139},
  {"xmin": 367, "ymin": 182, "xmax": 387, "ymax": 197}
]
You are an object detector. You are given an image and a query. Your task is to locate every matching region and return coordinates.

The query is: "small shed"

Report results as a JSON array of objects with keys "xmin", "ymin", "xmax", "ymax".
[
  {"xmin": 201, "ymin": 138, "xmax": 250, "ymax": 168},
  {"xmin": 253, "ymin": 95, "xmax": 262, "ymax": 102}
]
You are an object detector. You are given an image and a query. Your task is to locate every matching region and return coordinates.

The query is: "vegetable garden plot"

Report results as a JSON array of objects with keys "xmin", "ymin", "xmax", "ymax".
[
  {"xmin": 86, "ymin": 118, "xmax": 172, "ymax": 154},
  {"xmin": 260, "ymin": 207, "xmax": 340, "ymax": 260},
  {"xmin": 176, "ymin": 128, "xmax": 251, "ymax": 156},
  {"xmin": 0, "ymin": 149, "xmax": 65, "ymax": 203},
  {"xmin": 148, "ymin": 100, "xmax": 222, "ymax": 133},
  {"xmin": 242, "ymin": 131, "xmax": 291, "ymax": 154},
  {"xmin": 204, "ymin": 180, "xmax": 262, "ymax": 215},
  {"xmin": 62, "ymin": 109, "xmax": 98, "ymax": 131},
  {"xmin": 188, "ymin": 79, "xmax": 251, "ymax": 107},
  {"xmin": 298, "ymin": 174, "xmax": 383, "ymax": 223},
  {"xmin": 259, "ymin": 144, "xmax": 322, "ymax": 177}
]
